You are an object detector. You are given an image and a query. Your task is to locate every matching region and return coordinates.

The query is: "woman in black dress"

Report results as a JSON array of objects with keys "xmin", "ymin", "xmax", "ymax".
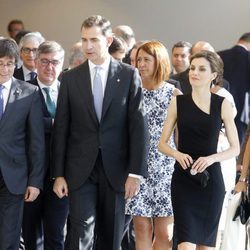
[{"xmin": 158, "ymin": 51, "xmax": 240, "ymax": 250}]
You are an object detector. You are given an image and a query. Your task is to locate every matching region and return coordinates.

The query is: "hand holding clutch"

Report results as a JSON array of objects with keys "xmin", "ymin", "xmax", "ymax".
[{"xmin": 185, "ymin": 167, "xmax": 210, "ymax": 188}]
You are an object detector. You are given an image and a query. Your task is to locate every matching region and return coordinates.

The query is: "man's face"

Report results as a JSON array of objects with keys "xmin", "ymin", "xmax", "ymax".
[
  {"xmin": 130, "ymin": 48, "xmax": 138, "ymax": 67},
  {"xmin": 9, "ymin": 23, "xmax": 23, "ymax": 39},
  {"xmin": 35, "ymin": 52, "xmax": 64, "ymax": 85},
  {"xmin": 20, "ymin": 40, "xmax": 40, "ymax": 71},
  {"xmin": 111, "ymin": 50, "xmax": 126, "ymax": 62},
  {"xmin": 81, "ymin": 26, "xmax": 113, "ymax": 65},
  {"xmin": 171, "ymin": 47, "xmax": 190, "ymax": 73},
  {"xmin": 0, "ymin": 56, "xmax": 15, "ymax": 84}
]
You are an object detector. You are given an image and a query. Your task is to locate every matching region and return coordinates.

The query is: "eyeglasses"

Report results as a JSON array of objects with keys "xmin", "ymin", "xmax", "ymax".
[
  {"xmin": 0, "ymin": 61, "xmax": 16, "ymax": 70},
  {"xmin": 39, "ymin": 58, "xmax": 62, "ymax": 67},
  {"xmin": 21, "ymin": 47, "xmax": 38, "ymax": 54}
]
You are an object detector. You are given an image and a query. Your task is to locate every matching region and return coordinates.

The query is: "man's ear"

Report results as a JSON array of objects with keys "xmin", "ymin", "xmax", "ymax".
[{"xmin": 107, "ymin": 36, "xmax": 113, "ymax": 47}]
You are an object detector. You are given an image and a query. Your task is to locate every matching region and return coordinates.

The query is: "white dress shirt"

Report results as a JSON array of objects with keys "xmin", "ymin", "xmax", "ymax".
[
  {"xmin": 0, "ymin": 78, "xmax": 12, "ymax": 112},
  {"xmin": 37, "ymin": 79, "xmax": 60, "ymax": 106},
  {"xmin": 22, "ymin": 65, "xmax": 37, "ymax": 82}
]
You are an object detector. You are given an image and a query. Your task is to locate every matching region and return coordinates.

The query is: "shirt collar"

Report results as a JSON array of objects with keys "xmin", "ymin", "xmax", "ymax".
[
  {"xmin": 37, "ymin": 78, "xmax": 59, "ymax": 92},
  {"xmin": 236, "ymin": 43, "xmax": 248, "ymax": 51},
  {"xmin": 88, "ymin": 56, "xmax": 111, "ymax": 73},
  {"xmin": 1, "ymin": 78, "xmax": 12, "ymax": 91},
  {"xmin": 22, "ymin": 65, "xmax": 36, "ymax": 76}
]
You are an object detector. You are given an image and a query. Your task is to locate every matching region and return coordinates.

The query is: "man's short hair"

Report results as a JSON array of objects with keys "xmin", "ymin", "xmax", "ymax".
[
  {"xmin": 172, "ymin": 41, "xmax": 192, "ymax": 53},
  {"xmin": 0, "ymin": 38, "xmax": 19, "ymax": 62},
  {"xmin": 7, "ymin": 19, "xmax": 24, "ymax": 32},
  {"xmin": 81, "ymin": 15, "xmax": 112, "ymax": 37},
  {"xmin": 239, "ymin": 32, "xmax": 250, "ymax": 43},
  {"xmin": 68, "ymin": 42, "xmax": 85, "ymax": 67},
  {"xmin": 19, "ymin": 32, "xmax": 45, "ymax": 49},
  {"xmin": 113, "ymin": 25, "xmax": 135, "ymax": 42},
  {"xmin": 37, "ymin": 41, "xmax": 65, "ymax": 59}
]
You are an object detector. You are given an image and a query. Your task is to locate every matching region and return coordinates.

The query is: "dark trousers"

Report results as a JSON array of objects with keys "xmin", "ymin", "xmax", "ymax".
[
  {"xmin": 22, "ymin": 180, "xmax": 69, "ymax": 250},
  {"xmin": 65, "ymin": 153, "xmax": 125, "ymax": 250},
  {"xmin": 121, "ymin": 216, "xmax": 135, "ymax": 250},
  {"xmin": 0, "ymin": 171, "xmax": 24, "ymax": 250}
]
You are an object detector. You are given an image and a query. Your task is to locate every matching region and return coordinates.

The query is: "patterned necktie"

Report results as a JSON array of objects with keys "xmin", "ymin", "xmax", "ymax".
[
  {"xmin": 30, "ymin": 71, "xmax": 37, "ymax": 81},
  {"xmin": 43, "ymin": 87, "xmax": 56, "ymax": 118},
  {"xmin": 0, "ymin": 85, "xmax": 4, "ymax": 120},
  {"xmin": 93, "ymin": 66, "xmax": 103, "ymax": 122}
]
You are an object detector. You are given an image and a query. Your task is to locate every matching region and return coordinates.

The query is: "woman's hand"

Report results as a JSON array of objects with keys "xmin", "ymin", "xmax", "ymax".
[
  {"xmin": 191, "ymin": 156, "xmax": 215, "ymax": 173},
  {"xmin": 175, "ymin": 151, "xmax": 193, "ymax": 169},
  {"xmin": 234, "ymin": 181, "xmax": 247, "ymax": 193}
]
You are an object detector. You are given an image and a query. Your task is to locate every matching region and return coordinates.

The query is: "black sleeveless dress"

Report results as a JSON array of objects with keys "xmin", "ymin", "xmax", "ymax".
[{"xmin": 171, "ymin": 93, "xmax": 225, "ymax": 247}]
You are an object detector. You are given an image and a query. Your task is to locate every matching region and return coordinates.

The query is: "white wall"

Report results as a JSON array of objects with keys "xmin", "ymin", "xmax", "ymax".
[{"xmin": 1, "ymin": 0, "xmax": 250, "ymax": 67}]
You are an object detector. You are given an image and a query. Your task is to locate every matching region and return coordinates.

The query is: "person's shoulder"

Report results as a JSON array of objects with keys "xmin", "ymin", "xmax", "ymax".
[
  {"xmin": 212, "ymin": 93, "xmax": 225, "ymax": 108},
  {"xmin": 13, "ymin": 78, "xmax": 38, "ymax": 95},
  {"xmin": 110, "ymin": 59, "xmax": 134, "ymax": 72}
]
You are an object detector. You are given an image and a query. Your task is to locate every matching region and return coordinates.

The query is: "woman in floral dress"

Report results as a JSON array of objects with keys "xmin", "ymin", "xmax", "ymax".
[{"xmin": 126, "ymin": 41, "xmax": 181, "ymax": 250}]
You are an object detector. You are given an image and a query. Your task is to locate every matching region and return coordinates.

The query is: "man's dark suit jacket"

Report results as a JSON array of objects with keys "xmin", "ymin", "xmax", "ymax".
[
  {"xmin": 218, "ymin": 45, "xmax": 250, "ymax": 139},
  {"xmin": 172, "ymin": 69, "xmax": 230, "ymax": 95},
  {"xmin": 0, "ymin": 77, "xmax": 45, "ymax": 194},
  {"xmin": 13, "ymin": 67, "xmax": 25, "ymax": 81},
  {"xmin": 29, "ymin": 79, "xmax": 55, "ymax": 180},
  {"xmin": 52, "ymin": 58, "xmax": 148, "ymax": 192}
]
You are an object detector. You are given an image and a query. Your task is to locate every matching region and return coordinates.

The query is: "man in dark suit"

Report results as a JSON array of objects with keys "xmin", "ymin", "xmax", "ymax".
[
  {"xmin": 22, "ymin": 41, "xmax": 69, "ymax": 250},
  {"xmin": 218, "ymin": 33, "xmax": 250, "ymax": 144},
  {"xmin": 0, "ymin": 38, "xmax": 45, "ymax": 249},
  {"xmin": 52, "ymin": 15, "xmax": 148, "ymax": 250},
  {"xmin": 14, "ymin": 32, "xmax": 45, "ymax": 81}
]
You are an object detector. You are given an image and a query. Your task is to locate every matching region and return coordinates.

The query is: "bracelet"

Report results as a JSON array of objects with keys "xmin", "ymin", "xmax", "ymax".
[{"xmin": 239, "ymin": 178, "xmax": 248, "ymax": 183}]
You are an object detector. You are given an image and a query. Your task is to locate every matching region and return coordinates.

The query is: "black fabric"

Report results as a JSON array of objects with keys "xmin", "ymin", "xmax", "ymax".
[
  {"xmin": 233, "ymin": 192, "xmax": 250, "ymax": 224},
  {"xmin": 171, "ymin": 93, "xmax": 225, "ymax": 247}
]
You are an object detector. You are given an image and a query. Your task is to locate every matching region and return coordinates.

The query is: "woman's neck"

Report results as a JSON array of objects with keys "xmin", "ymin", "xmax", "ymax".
[
  {"xmin": 192, "ymin": 86, "xmax": 211, "ymax": 101},
  {"xmin": 143, "ymin": 79, "xmax": 164, "ymax": 90}
]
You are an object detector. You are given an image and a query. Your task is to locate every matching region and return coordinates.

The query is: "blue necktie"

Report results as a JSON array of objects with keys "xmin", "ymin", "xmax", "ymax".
[
  {"xmin": 43, "ymin": 87, "xmax": 56, "ymax": 118},
  {"xmin": 30, "ymin": 71, "xmax": 37, "ymax": 81},
  {"xmin": 0, "ymin": 85, "xmax": 4, "ymax": 120},
  {"xmin": 93, "ymin": 66, "xmax": 103, "ymax": 122}
]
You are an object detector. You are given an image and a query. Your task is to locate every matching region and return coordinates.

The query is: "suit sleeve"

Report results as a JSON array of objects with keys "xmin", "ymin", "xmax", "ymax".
[
  {"xmin": 27, "ymin": 88, "xmax": 46, "ymax": 189},
  {"xmin": 52, "ymin": 75, "xmax": 70, "ymax": 177},
  {"xmin": 127, "ymin": 68, "xmax": 149, "ymax": 176}
]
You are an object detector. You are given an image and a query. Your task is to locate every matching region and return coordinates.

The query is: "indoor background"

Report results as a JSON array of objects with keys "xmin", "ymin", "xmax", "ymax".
[{"xmin": 0, "ymin": 0, "xmax": 250, "ymax": 68}]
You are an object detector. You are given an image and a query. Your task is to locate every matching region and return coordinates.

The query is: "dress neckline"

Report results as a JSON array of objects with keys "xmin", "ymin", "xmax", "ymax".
[{"xmin": 190, "ymin": 93, "xmax": 213, "ymax": 116}]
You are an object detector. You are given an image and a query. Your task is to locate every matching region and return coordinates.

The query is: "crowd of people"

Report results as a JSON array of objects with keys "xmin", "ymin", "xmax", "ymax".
[{"xmin": 0, "ymin": 16, "xmax": 249, "ymax": 250}]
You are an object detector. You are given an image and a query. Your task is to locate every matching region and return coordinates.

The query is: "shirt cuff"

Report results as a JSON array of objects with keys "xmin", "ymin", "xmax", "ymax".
[{"xmin": 129, "ymin": 173, "xmax": 142, "ymax": 179}]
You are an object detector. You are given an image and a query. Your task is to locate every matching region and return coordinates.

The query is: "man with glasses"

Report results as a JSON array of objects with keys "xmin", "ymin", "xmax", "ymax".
[
  {"xmin": 14, "ymin": 32, "xmax": 45, "ymax": 82},
  {"xmin": 0, "ymin": 38, "xmax": 45, "ymax": 249},
  {"xmin": 22, "ymin": 41, "xmax": 69, "ymax": 250}
]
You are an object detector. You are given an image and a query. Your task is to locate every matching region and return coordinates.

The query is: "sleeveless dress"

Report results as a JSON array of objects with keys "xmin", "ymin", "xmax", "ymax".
[
  {"xmin": 126, "ymin": 82, "xmax": 176, "ymax": 217},
  {"xmin": 172, "ymin": 93, "xmax": 225, "ymax": 247}
]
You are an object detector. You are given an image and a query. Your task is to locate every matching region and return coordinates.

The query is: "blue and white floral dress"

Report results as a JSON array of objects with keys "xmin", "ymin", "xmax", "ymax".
[{"xmin": 126, "ymin": 82, "xmax": 176, "ymax": 217}]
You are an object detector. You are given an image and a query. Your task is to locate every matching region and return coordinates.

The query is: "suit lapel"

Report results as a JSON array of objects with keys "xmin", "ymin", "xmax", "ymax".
[
  {"xmin": 102, "ymin": 59, "xmax": 121, "ymax": 120},
  {"xmin": 0, "ymin": 79, "xmax": 21, "ymax": 129},
  {"xmin": 75, "ymin": 62, "xmax": 98, "ymax": 123},
  {"xmin": 32, "ymin": 79, "xmax": 51, "ymax": 117}
]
